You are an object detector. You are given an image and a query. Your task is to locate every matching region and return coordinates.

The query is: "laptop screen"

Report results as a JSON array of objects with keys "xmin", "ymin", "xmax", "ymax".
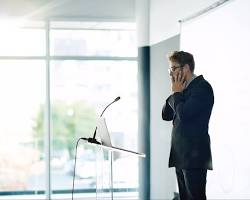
[
  {"xmin": 96, "ymin": 117, "xmax": 146, "ymax": 157},
  {"xmin": 96, "ymin": 117, "xmax": 113, "ymax": 147}
]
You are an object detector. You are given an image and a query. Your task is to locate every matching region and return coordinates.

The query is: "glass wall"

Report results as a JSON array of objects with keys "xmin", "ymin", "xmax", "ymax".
[{"xmin": 0, "ymin": 20, "xmax": 138, "ymax": 199}]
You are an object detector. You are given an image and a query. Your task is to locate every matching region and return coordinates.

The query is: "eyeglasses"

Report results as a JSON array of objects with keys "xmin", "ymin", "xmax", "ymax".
[{"xmin": 168, "ymin": 65, "xmax": 182, "ymax": 73}]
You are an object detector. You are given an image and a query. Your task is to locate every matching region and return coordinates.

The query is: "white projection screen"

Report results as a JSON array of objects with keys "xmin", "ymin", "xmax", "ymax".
[{"xmin": 181, "ymin": 0, "xmax": 250, "ymax": 199}]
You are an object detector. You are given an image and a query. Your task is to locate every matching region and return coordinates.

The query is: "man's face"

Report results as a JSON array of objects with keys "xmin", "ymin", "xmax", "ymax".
[{"xmin": 168, "ymin": 61, "xmax": 183, "ymax": 78}]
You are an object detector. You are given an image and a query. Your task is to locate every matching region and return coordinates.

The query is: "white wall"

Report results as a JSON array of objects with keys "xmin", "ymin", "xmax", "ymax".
[
  {"xmin": 181, "ymin": 0, "xmax": 250, "ymax": 198},
  {"xmin": 150, "ymin": 0, "xmax": 220, "ymax": 45},
  {"xmin": 147, "ymin": 0, "xmax": 225, "ymax": 199},
  {"xmin": 136, "ymin": 0, "xmax": 150, "ymax": 47},
  {"xmin": 150, "ymin": 35, "xmax": 180, "ymax": 200}
]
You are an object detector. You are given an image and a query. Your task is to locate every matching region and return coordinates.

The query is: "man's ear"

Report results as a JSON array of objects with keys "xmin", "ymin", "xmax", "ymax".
[
  {"xmin": 183, "ymin": 64, "xmax": 189, "ymax": 73},
  {"xmin": 181, "ymin": 65, "xmax": 189, "ymax": 81}
]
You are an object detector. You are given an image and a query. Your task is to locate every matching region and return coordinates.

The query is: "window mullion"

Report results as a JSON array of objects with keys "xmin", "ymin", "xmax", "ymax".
[{"xmin": 45, "ymin": 20, "xmax": 51, "ymax": 200}]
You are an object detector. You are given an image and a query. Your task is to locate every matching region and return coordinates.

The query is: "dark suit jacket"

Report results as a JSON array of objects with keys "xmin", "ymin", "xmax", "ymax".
[{"xmin": 162, "ymin": 75, "xmax": 214, "ymax": 170}]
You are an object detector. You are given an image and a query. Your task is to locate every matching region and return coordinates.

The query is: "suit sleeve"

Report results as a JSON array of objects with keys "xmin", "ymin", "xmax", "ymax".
[
  {"xmin": 168, "ymin": 83, "xmax": 214, "ymax": 122},
  {"xmin": 162, "ymin": 96, "xmax": 174, "ymax": 121}
]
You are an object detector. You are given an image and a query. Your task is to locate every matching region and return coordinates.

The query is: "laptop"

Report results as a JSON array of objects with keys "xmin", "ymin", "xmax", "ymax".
[{"xmin": 96, "ymin": 117, "xmax": 145, "ymax": 157}]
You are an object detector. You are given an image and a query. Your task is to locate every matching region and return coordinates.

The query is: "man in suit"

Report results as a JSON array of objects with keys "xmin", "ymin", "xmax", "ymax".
[{"xmin": 162, "ymin": 51, "xmax": 214, "ymax": 200}]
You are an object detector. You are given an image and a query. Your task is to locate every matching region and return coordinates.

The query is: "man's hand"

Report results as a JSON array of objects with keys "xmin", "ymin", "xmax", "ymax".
[{"xmin": 171, "ymin": 71, "xmax": 186, "ymax": 93}]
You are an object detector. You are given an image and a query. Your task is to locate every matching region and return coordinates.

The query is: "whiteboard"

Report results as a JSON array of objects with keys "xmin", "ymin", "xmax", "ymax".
[{"xmin": 181, "ymin": 0, "xmax": 250, "ymax": 199}]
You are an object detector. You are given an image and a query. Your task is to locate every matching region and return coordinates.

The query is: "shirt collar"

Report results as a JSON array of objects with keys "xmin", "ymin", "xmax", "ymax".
[{"xmin": 185, "ymin": 74, "xmax": 197, "ymax": 89}]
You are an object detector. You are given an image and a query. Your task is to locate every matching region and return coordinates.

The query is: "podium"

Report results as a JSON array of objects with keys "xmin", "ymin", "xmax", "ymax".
[{"xmin": 82, "ymin": 117, "xmax": 145, "ymax": 200}]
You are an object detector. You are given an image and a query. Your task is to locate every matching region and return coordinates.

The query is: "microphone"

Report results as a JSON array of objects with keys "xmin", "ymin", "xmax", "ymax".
[
  {"xmin": 85, "ymin": 96, "xmax": 121, "ymax": 144},
  {"xmin": 100, "ymin": 96, "xmax": 120, "ymax": 117}
]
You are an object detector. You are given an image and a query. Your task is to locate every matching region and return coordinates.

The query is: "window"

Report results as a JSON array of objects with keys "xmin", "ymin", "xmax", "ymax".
[{"xmin": 0, "ymin": 20, "xmax": 138, "ymax": 199}]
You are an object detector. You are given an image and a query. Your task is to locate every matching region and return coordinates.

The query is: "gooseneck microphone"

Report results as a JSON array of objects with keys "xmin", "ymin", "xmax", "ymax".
[
  {"xmin": 100, "ymin": 96, "xmax": 120, "ymax": 117},
  {"xmin": 85, "ymin": 96, "xmax": 121, "ymax": 144}
]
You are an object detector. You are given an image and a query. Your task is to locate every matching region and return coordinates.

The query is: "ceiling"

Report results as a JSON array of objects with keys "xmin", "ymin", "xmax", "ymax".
[{"xmin": 0, "ymin": 0, "xmax": 135, "ymax": 21}]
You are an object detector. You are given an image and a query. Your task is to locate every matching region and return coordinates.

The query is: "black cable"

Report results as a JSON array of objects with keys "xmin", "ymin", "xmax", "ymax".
[{"xmin": 71, "ymin": 137, "xmax": 88, "ymax": 200}]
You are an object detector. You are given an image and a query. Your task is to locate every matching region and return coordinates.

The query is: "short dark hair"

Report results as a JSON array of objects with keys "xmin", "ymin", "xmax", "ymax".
[{"xmin": 168, "ymin": 51, "xmax": 195, "ymax": 72}]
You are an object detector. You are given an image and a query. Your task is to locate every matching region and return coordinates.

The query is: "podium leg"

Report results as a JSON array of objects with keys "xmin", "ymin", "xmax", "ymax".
[
  {"xmin": 95, "ymin": 146, "xmax": 105, "ymax": 200},
  {"xmin": 110, "ymin": 151, "xmax": 113, "ymax": 200},
  {"xmin": 96, "ymin": 147, "xmax": 114, "ymax": 200}
]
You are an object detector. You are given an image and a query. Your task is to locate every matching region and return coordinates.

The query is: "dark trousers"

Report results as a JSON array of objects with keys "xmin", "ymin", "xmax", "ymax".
[{"xmin": 175, "ymin": 168, "xmax": 207, "ymax": 200}]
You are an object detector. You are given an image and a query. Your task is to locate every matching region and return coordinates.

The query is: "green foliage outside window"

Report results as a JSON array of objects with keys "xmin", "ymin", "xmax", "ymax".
[{"xmin": 32, "ymin": 101, "xmax": 97, "ymax": 159}]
